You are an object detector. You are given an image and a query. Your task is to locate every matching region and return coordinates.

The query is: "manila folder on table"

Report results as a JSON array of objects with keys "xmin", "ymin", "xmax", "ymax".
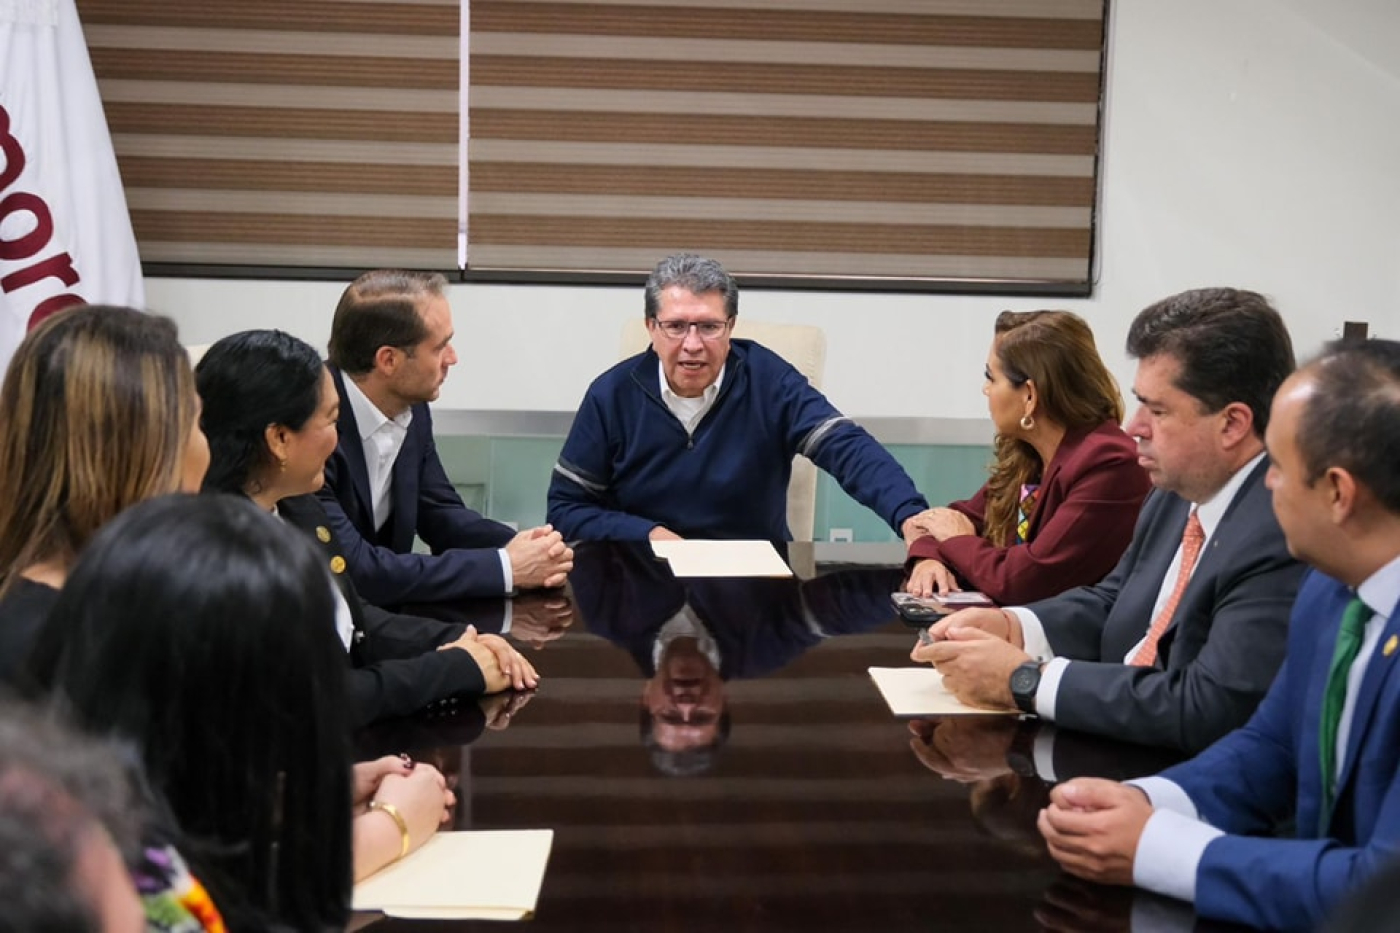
[
  {"xmin": 868, "ymin": 667, "xmax": 1020, "ymax": 717},
  {"xmin": 352, "ymin": 829, "xmax": 554, "ymax": 920},
  {"xmin": 650, "ymin": 539, "xmax": 793, "ymax": 577}
]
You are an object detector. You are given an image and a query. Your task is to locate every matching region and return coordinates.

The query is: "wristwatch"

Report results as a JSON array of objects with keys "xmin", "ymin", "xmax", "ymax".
[{"xmin": 1008, "ymin": 661, "xmax": 1043, "ymax": 715}]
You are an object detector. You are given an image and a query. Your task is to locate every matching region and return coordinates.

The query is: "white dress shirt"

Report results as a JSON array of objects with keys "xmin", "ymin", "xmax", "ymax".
[
  {"xmin": 653, "ymin": 608, "xmax": 723, "ymax": 672},
  {"xmin": 1014, "ymin": 452, "xmax": 1266, "ymax": 719},
  {"xmin": 341, "ymin": 376, "xmax": 412, "ymax": 534},
  {"xmin": 659, "ymin": 361, "xmax": 725, "ymax": 435},
  {"xmin": 1128, "ymin": 552, "xmax": 1400, "ymax": 902}
]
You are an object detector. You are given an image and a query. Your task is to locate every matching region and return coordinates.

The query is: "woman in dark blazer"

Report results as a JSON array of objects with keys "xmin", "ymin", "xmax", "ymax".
[
  {"xmin": 195, "ymin": 329, "xmax": 537, "ymax": 728},
  {"xmin": 904, "ymin": 311, "xmax": 1151, "ymax": 605}
]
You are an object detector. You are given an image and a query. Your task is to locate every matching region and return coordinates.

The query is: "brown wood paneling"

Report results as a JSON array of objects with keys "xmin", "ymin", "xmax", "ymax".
[
  {"xmin": 473, "ymin": 56, "xmax": 1100, "ymax": 102},
  {"xmin": 472, "ymin": 110, "xmax": 1096, "ymax": 155},
  {"xmin": 470, "ymin": 163, "xmax": 1093, "ymax": 207},
  {"xmin": 472, "ymin": 2, "xmax": 1104, "ymax": 49},
  {"xmin": 468, "ymin": 215, "xmax": 1090, "ymax": 258},
  {"xmin": 77, "ymin": 0, "xmax": 456, "ymax": 35},
  {"xmin": 117, "ymin": 157, "xmax": 456, "ymax": 196},
  {"xmin": 90, "ymin": 49, "xmax": 456, "ymax": 89}
]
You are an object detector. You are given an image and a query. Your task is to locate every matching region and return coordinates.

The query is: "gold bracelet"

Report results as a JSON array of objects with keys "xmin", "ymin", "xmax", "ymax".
[{"xmin": 369, "ymin": 800, "xmax": 411, "ymax": 859}]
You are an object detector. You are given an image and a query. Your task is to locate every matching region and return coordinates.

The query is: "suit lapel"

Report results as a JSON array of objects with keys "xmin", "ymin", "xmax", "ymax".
[
  {"xmin": 331, "ymin": 368, "xmax": 375, "ymax": 522},
  {"xmin": 1158, "ymin": 461, "xmax": 1268, "ymax": 657},
  {"xmin": 1110, "ymin": 494, "xmax": 1190, "ymax": 659},
  {"xmin": 1026, "ymin": 455, "xmax": 1063, "ymax": 541},
  {"xmin": 388, "ymin": 410, "xmax": 423, "ymax": 552}
]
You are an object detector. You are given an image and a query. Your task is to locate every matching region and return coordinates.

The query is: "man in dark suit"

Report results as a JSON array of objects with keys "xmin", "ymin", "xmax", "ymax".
[
  {"xmin": 320, "ymin": 270, "xmax": 573, "ymax": 606},
  {"xmin": 913, "ymin": 288, "xmax": 1304, "ymax": 752},
  {"xmin": 1038, "ymin": 338, "xmax": 1400, "ymax": 932}
]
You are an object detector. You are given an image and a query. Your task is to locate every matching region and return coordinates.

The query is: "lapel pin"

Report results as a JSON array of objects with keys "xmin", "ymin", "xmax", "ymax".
[{"xmin": 1384, "ymin": 634, "xmax": 1398, "ymax": 658}]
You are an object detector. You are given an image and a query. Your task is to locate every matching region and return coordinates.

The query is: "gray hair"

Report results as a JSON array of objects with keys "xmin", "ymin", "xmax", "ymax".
[
  {"xmin": 0, "ymin": 702, "xmax": 141, "ymax": 932},
  {"xmin": 643, "ymin": 254, "xmax": 739, "ymax": 320}
]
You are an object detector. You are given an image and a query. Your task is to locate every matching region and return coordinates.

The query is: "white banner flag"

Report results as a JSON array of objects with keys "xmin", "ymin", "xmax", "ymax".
[{"xmin": 0, "ymin": 0, "xmax": 144, "ymax": 375}]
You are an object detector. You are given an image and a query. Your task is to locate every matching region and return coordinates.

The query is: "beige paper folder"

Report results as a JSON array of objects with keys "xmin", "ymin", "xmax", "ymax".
[
  {"xmin": 868, "ymin": 666, "xmax": 1020, "ymax": 717},
  {"xmin": 650, "ymin": 539, "xmax": 793, "ymax": 577},
  {"xmin": 352, "ymin": 829, "xmax": 554, "ymax": 920}
]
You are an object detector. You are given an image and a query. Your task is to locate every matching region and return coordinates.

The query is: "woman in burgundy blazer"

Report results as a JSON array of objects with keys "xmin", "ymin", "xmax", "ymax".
[{"xmin": 905, "ymin": 312, "xmax": 1150, "ymax": 605}]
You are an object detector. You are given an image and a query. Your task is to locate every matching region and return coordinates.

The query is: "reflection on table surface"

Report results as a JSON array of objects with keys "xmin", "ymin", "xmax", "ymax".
[{"xmin": 362, "ymin": 543, "xmax": 1245, "ymax": 933}]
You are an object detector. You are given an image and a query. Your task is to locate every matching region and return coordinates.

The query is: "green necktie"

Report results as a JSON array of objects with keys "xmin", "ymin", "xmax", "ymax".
[{"xmin": 1318, "ymin": 596, "xmax": 1373, "ymax": 834}]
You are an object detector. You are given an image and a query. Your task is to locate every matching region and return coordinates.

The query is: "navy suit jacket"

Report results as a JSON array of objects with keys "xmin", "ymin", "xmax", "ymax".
[
  {"xmin": 1027, "ymin": 458, "xmax": 1306, "ymax": 752},
  {"xmin": 1157, "ymin": 570, "xmax": 1400, "ymax": 930},
  {"xmin": 320, "ymin": 367, "xmax": 517, "ymax": 606}
]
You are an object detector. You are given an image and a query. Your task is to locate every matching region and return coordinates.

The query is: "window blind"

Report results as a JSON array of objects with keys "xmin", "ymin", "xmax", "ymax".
[
  {"xmin": 79, "ymin": 0, "xmax": 1107, "ymax": 291},
  {"xmin": 467, "ymin": 0, "xmax": 1108, "ymax": 291},
  {"xmin": 78, "ymin": 0, "xmax": 461, "ymax": 271}
]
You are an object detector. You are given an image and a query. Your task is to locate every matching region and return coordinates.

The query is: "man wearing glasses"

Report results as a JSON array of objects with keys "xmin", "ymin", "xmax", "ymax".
[{"xmin": 547, "ymin": 253, "xmax": 928, "ymax": 542}]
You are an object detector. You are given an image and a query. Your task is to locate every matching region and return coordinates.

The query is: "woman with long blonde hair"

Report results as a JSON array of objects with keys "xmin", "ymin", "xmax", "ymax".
[
  {"xmin": 0, "ymin": 306, "xmax": 209, "ymax": 681},
  {"xmin": 904, "ymin": 310, "xmax": 1150, "ymax": 605}
]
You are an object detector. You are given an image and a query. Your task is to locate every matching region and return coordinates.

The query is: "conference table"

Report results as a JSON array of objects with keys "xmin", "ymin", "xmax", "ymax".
[{"xmin": 358, "ymin": 542, "xmax": 1247, "ymax": 933}]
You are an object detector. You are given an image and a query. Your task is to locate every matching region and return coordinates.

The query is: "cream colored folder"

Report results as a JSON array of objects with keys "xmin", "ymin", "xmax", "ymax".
[
  {"xmin": 352, "ymin": 829, "xmax": 554, "ymax": 920},
  {"xmin": 650, "ymin": 539, "xmax": 793, "ymax": 577},
  {"xmin": 868, "ymin": 666, "xmax": 1020, "ymax": 717}
]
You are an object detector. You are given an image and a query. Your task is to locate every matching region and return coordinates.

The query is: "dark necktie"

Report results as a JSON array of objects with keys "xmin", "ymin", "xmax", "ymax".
[{"xmin": 1318, "ymin": 596, "xmax": 1372, "ymax": 833}]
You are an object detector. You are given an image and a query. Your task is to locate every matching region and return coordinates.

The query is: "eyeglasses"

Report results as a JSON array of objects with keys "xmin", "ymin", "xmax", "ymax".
[{"xmin": 652, "ymin": 318, "xmax": 732, "ymax": 340}]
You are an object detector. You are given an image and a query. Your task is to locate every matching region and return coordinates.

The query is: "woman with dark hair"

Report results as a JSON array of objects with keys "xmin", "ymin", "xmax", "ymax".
[
  {"xmin": 0, "ymin": 305, "xmax": 209, "ymax": 682},
  {"xmin": 194, "ymin": 329, "xmax": 537, "ymax": 728},
  {"xmin": 904, "ymin": 311, "xmax": 1151, "ymax": 605},
  {"xmin": 26, "ymin": 494, "xmax": 454, "ymax": 930}
]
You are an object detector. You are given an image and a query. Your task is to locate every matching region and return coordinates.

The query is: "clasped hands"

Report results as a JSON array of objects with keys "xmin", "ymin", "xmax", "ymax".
[
  {"xmin": 908, "ymin": 607, "xmax": 1028, "ymax": 710},
  {"xmin": 440, "ymin": 624, "xmax": 540, "ymax": 692},
  {"xmin": 506, "ymin": 524, "xmax": 574, "ymax": 589}
]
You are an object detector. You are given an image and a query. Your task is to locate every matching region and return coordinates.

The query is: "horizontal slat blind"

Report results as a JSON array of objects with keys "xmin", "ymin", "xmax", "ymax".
[
  {"xmin": 77, "ymin": 0, "xmax": 461, "ymax": 269},
  {"xmin": 467, "ymin": 0, "xmax": 1106, "ymax": 287}
]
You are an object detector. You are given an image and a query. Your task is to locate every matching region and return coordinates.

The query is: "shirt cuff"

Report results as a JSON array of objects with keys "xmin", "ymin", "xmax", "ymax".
[
  {"xmin": 1009, "ymin": 607, "xmax": 1053, "ymax": 661},
  {"xmin": 1132, "ymin": 809, "xmax": 1221, "ymax": 903},
  {"xmin": 1128, "ymin": 777, "xmax": 1199, "ymax": 819},
  {"xmin": 500, "ymin": 600, "xmax": 513, "ymax": 634},
  {"xmin": 497, "ymin": 548, "xmax": 514, "ymax": 593},
  {"xmin": 1035, "ymin": 656, "xmax": 1071, "ymax": 720}
]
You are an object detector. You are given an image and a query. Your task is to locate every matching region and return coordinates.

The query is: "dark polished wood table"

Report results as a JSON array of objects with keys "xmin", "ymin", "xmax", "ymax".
[{"xmin": 361, "ymin": 543, "xmax": 1244, "ymax": 933}]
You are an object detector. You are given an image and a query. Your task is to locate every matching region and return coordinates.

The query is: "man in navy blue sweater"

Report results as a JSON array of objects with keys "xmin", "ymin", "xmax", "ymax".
[{"xmin": 547, "ymin": 254, "xmax": 929, "ymax": 542}]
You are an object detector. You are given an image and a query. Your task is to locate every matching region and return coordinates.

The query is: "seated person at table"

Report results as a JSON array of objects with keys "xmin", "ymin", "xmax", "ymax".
[
  {"xmin": 904, "ymin": 310, "xmax": 1150, "ymax": 605},
  {"xmin": 1038, "ymin": 339, "xmax": 1400, "ymax": 932},
  {"xmin": 27, "ymin": 495, "xmax": 457, "ymax": 928},
  {"xmin": 0, "ymin": 306, "xmax": 208, "ymax": 684},
  {"xmin": 322, "ymin": 269, "xmax": 572, "ymax": 606},
  {"xmin": 197, "ymin": 330, "xmax": 538, "ymax": 728},
  {"xmin": 547, "ymin": 253, "xmax": 929, "ymax": 542},
  {"xmin": 913, "ymin": 288, "xmax": 1305, "ymax": 752},
  {"xmin": 0, "ymin": 703, "xmax": 144, "ymax": 932}
]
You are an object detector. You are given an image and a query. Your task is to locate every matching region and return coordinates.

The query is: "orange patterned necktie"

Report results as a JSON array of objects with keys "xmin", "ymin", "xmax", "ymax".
[{"xmin": 1130, "ymin": 511, "xmax": 1205, "ymax": 666}]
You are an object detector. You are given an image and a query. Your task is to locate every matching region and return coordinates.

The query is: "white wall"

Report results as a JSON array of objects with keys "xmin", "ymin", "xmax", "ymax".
[{"xmin": 149, "ymin": 0, "xmax": 1400, "ymax": 420}]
